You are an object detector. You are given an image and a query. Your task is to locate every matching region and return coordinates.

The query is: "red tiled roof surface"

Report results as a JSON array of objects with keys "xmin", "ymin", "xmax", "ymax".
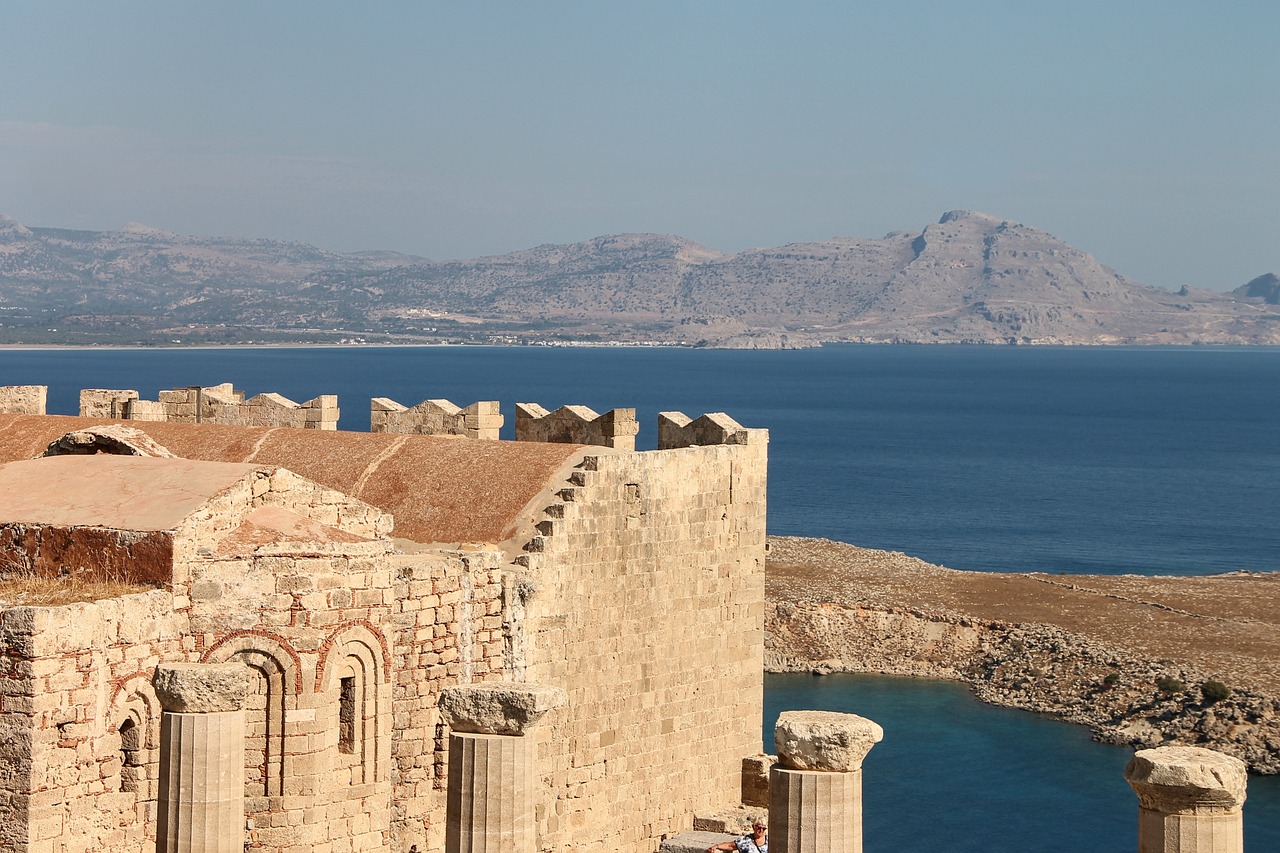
[{"xmin": 0, "ymin": 414, "xmax": 591, "ymax": 546}]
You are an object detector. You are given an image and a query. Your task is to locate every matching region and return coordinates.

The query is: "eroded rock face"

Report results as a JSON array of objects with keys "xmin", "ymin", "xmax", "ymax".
[
  {"xmin": 1125, "ymin": 746, "xmax": 1247, "ymax": 814},
  {"xmin": 438, "ymin": 682, "xmax": 567, "ymax": 735},
  {"xmin": 152, "ymin": 662, "xmax": 251, "ymax": 713},
  {"xmin": 774, "ymin": 710, "xmax": 883, "ymax": 772},
  {"xmin": 43, "ymin": 426, "xmax": 175, "ymax": 458}
]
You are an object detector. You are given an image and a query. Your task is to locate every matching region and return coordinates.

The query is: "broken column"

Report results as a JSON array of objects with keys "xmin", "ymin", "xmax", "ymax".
[
  {"xmin": 1124, "ymin": 746, "xmax": 1247, "ymax": 853},
  {"xmin": 152, "ymin": 662, "xmax": 251, "ymax": 853},
  {"xmin": 438, "ymin": 682, "xmax": 567, "ymax": 853},
  {"xmin": 770, "ymin": 710, "xmax": 883, "ymax": 853}
]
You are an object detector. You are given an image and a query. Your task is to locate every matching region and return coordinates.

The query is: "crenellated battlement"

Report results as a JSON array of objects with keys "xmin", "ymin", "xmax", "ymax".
[
  {"xmin": 1, "ymin": 385, "xmax": 767, "ymax": 451},
  {"xmin": 370, "ymin": 396, "xmax": 502, "ymax": 439},
  {"xmin": 78, "ymin": 384, "xmax": 339, "ymax": 429},
  {"xmin": 514, "ymin": 402, "xmax": 639, "ymax": 450}
]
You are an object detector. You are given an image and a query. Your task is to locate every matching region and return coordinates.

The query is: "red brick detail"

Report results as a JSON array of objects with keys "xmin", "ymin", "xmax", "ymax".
[
  {"xmin": 314, "ymin": 620, "xmax": 391, "ymax": 691},
  {"xmin": 200, "ymin": 629, "xmax": 304, "ymax": 694}
]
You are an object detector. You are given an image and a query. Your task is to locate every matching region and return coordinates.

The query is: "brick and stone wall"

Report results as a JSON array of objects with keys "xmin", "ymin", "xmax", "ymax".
[
  {"xmin": 514, "ymin": 436, "xmax": 769, "ymax": 852},
  {"xmin": 0, "ymin": 590, "xmax": 187, "ymax": 853}
]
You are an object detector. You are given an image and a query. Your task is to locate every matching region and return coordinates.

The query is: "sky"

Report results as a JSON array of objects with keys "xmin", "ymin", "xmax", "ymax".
[{"xmin": 1, "ymin": 1, "xmax": 1276, "ymax": 290}]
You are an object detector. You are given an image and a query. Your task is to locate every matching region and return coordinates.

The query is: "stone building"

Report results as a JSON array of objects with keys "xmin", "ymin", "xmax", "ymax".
[{"xmin": 0, "ymin": 404, "xmax": 768, "ymax": 853}]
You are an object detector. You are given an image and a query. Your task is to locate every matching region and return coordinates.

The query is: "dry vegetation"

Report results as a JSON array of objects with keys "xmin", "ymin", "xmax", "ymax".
[{"xmin": 0, "ymin": 570, "xmax": 156, "ymax": 608}]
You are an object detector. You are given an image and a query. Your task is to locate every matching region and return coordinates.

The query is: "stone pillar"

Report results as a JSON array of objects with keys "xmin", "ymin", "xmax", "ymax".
[
  {"xmin": 152, "ymin": 662, "xmax": 251, "ymax": 853},
  {"xmin": 769, "ymin": 710, "xmax": 883, "ymax": 853},
  {"xmin": 438, "ymin": 682, "xmax": 567, "ymax": 853},
  {"xmin": 1125, "ymin": 746, "xmax": 1247, "ymax": 853}
]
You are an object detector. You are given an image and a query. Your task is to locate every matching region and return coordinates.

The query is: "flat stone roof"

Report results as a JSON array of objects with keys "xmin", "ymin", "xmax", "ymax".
[
  {"xmin": 0, "ymin": 414, "xmax": 592, "ymax": 545},
  {"xmin": 0, "ymin": 455, "xmax": 260, "ymax": 531}
]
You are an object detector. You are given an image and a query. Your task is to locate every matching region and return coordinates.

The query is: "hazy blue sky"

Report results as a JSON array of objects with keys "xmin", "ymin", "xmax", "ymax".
[{"xmin": 1, "ymin": 1, "xmax": 1275, "ymax": 289}]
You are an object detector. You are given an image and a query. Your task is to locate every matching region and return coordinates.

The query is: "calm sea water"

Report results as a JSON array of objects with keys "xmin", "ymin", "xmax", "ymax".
[{"xmin": 2, "ymin": 344, "xmax": 1278, "ymax": 847}]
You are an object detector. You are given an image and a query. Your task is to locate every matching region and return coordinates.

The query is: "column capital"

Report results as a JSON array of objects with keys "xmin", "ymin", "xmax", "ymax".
[
  {"xmin": 152, "ymin": 662, "xmax": 251, "ymax": 713},
  {"xmin": 1125, "ymin": 746, "xmax": 1247, "ymax": 815},
  {"xmin": 774, "ymin": 710, "xmax": 883, "ymax": 772},
  {"xmin": 439, "ymin": 681, "xmax": 567, "ymax": 735}
]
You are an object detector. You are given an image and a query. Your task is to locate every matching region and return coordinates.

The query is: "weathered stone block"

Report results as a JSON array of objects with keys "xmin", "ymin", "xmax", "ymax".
[{"xmin": 774, "ymin": 711, "xmax": 882, "ymax": 772}]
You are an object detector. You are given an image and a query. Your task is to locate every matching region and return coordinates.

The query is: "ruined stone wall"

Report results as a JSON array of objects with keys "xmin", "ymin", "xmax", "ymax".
[
  {"xmin": 514, "ymin": 438, "xmax": 768, "ymax": 853},
  {"xmin": 0, "ymin": 590, "xmax": 186, "ymax": 853}
]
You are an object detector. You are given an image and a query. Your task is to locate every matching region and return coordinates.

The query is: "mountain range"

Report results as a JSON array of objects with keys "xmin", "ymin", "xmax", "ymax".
[{"xmin": 0, "ymin": 211, "xmax": 1275, "ymax": 347}]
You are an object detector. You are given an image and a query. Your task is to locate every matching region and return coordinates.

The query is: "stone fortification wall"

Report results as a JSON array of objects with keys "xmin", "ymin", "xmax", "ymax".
[
  {"xmin": 79, "ymin": 384, "xmax": 339, "ymax": 430},
  {"xmin": 512, "ymin": 434, "xmax": 768, "ymax": 852},
  {"xmin": 0, "ymin": 590, "xmax": 186, "ymax": 853},
  {"xmin": 515, "ymin": 403, "xmax": 639, "ymax": 450},
  {"xmin": 370, "ymin": 397, "xmax": 503, "ymax": 439},
  {"xmin": 657, "ymin": 411, "xmax": 757, "ymax": 450},
  {"xmin": 0, "ymin": 386, "xmax": 46, "ymax": 416}
]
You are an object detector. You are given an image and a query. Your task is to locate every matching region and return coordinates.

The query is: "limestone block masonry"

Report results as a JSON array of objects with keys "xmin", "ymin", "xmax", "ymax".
[
  {"xmin": 370, "ymin": 397, "xmax": 503, "ymax": 439},
  {"xmin": 0, "ymin": 386, "xmax": 46, "ymax": 416},
  {"xmin": 514, "ymin": 403, "xmax": 639, "ymax": 450},
  {"xmin": 78, "ymin": 384, "xmax": 339, "ymax": 429}
]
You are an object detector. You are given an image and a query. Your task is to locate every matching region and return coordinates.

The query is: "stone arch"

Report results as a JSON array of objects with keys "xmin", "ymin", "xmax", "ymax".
[
  {"xmin": 317, "ymin": 623, "xmax": 387, "ymax": 786},
  {"xmin": 201, "ymin": 633, "xmax": 301, "ymax": 801},
  {"xmin": 109, "ymin": 673, "xmax": 162, "ymax": 803}
]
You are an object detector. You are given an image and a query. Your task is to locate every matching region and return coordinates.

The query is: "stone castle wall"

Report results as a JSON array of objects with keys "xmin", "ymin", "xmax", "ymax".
[{"xmin": 514, "ymin": 434, "xmax": 768, "ymax": 852}]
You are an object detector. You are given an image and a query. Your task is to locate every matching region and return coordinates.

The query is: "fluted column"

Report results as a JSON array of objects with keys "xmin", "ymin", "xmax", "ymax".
[
  {"xmin": 153, "ymin": 663, "xmax": 251, "ymax": 853},
  {"xmin": 438, "ymin": 683, "xmax": 567, "ymax": 853},
  {"xmin": 769, "ymin": 711, "xmax": 883, "ymax": 853},
  {"xmin": 1125, "ymin": 746, "xmax": 1247, "ymax": 853}
]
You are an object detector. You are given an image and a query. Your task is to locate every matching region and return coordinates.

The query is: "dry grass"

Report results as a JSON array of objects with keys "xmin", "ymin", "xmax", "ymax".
[{"xmin": 0, "ymin": 571, "xmax": 156, "ymax": 608}]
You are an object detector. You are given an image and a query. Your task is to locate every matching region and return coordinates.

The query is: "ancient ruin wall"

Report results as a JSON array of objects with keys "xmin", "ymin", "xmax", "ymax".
[
  {"xmin": 515, "ymin": 403, "xmax": 639, "ymax": 451},
  {"xmin": 79, "ymin": 385, "xmax": 339, "ymax": 430},
  {"xmin": 0, "ymin": 590, "xmax": 186, "ymax": 853},
  {"xmin": 515, "ymin": 438, "xmax": 768, "ymax": 853}
]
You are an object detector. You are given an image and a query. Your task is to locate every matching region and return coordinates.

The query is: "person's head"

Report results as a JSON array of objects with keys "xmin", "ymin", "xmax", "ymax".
[{"xmin": 753, "ymin": 820, "xmax": 767, "ymax": 836}]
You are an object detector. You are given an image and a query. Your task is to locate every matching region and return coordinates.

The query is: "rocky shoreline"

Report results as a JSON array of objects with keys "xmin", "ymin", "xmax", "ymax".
[{"xmin": 765, "ymin": 536, "xmax": 1280, "ymax": 774}]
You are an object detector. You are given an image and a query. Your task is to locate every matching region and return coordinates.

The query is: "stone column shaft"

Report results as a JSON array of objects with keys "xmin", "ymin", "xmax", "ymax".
[
  {"xmin": 771, "ymin": 766, "xmax": 863, "ymax": 853},
  {"xmin": 153, "ymin": 662, "xmax": 250, "ymax": 853},
  {"xmin": 438, "ymin": 682, "xmax": 567, "ymax": 853},
  {"xmin": 447, "ymin": 732, "xmax": 534, "ymax": 853},
  {"xmin": 157, "ymin": 711, "xmax": 246, "ymax": 853}
]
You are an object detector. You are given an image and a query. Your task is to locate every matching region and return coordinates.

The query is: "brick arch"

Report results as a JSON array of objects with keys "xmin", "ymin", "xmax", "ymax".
[
  {"xmin": 317, "ymin": 622, "xmax": 388, "ymax": 786},
  {"xmin": 201, "ymin": 632, "xmax": 302, "ymax": 800},
  {"xmin": 315, "ymin": 620, "xmax": 390, "ymax": 691},
  {"xmin": 200, "ymin": 629, "xmax": 303, "ymax": 695},
  {"xmin": 108, "ymin": 672, "xmax": 162, "ymax": 801}
]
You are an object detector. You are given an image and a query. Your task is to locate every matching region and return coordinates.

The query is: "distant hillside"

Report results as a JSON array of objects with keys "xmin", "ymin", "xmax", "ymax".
[{"xmin": 0, "ymin": 211, "xmax": 1275, "ymax": 347}]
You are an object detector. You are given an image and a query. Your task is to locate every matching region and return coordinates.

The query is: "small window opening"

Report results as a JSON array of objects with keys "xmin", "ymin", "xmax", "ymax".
[
  {"xmin": 339, "ymin": 676, "xmax": 356, "ymax": 755},
  {"xmin": 119, "ymin": 717, "xmax": 141, "ymax": 792}
]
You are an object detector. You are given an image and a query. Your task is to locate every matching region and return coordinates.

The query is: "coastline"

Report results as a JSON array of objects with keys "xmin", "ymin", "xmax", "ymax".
[{"xmin": 765, "ymin": 535, "xmax": 1280, "ymax": 774}]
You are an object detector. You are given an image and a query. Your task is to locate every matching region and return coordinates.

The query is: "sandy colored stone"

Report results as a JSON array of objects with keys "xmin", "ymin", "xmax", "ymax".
[
  {"xmin": 1125, "ymin": 747, "xmax": 1248, "ymax": 814},
  {"xmin": 153, "ymin": 663, "xmax": 251, "ymax": 713},
  {"xmin": 438, "ymin": 682, "xmax": 566, "ymax": 735},
  {"xmin": 774, "ymin": 710, "xmax": 883, "ymax": 772}
]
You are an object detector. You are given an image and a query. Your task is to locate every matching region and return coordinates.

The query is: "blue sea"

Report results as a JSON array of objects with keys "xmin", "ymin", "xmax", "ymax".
[{"xmin": 2, "ymin": 344, "xmax": 1278, "ymax": 849}]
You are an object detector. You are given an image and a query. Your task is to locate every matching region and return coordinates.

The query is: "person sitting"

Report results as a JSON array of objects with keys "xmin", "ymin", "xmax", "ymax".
[{"xmin": 707, "ymin": 819, "xmax": 767, "ymax": 853}]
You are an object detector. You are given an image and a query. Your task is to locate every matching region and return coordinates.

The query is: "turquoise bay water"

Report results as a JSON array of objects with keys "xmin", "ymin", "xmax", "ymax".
[
  {"xmin": 2, "ymin": 345, "xmax": 1278, "ymax": 847},
  {"xmin": 767, "ymin": 673, "xmax": 1280, "ymax": 852}
]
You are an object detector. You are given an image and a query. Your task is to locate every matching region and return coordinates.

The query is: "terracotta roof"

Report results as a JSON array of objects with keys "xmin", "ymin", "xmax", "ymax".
[
  {"xmin": 0, "ymin": 414, "xmax": 592, "ymax": 545},
  {"xmin": 0, "ymin": 455, "xmax": 260, "ymax": 531}
]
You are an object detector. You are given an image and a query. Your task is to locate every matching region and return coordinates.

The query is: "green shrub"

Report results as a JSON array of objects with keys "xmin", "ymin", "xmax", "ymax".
[
  {"xmin": 1156, "ymin": 676, "xmax": 1186, "ymax": 694},
  {"xmin": 1103, "ymin": 672, "xmax": 1120, "ymax": 688},
  {"xmin": 1201, "ymin": 680, "xmax": 1230, "ymax": 704}
]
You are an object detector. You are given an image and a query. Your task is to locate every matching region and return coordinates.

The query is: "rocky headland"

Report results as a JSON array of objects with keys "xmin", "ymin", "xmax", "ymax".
[{"xmin": 765, "ymin": 536, "xmax": 1280, "ymax": 773}]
